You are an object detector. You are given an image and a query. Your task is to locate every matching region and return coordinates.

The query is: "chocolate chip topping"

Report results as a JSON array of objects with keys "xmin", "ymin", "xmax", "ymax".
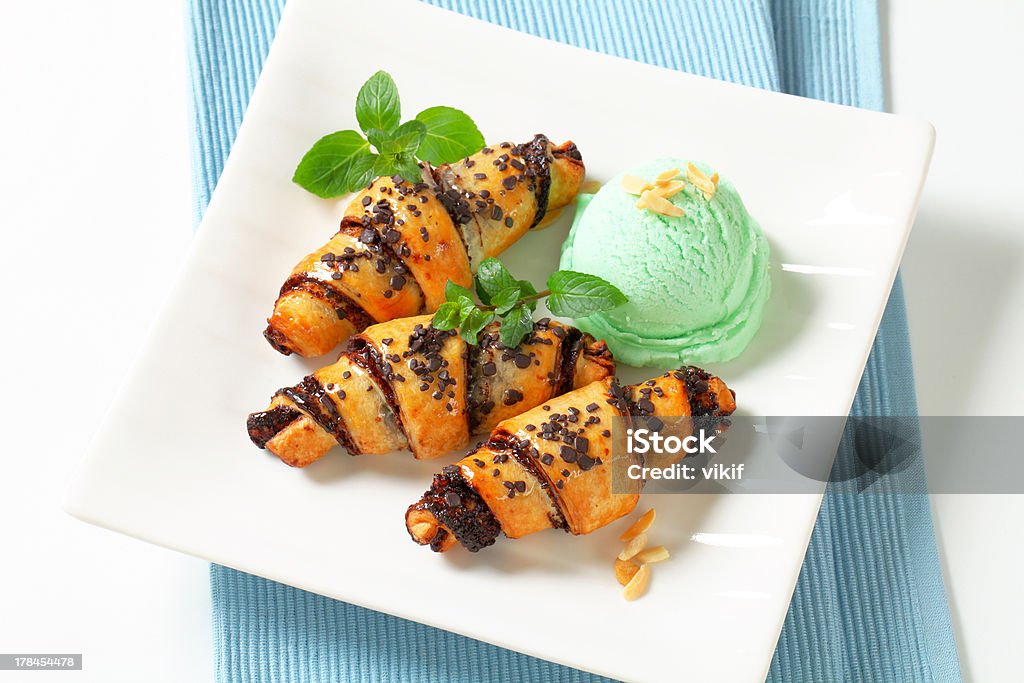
[
  {"xmin": 674, "ymin": 365, "xmax": 722, "ymax": 417},
  {"xmin": 502, "ymin": 388, "xmax": 523, "ymax": 406},
  {"xmin": 271, "ymin": 375, "xmax": 357, "ymax": 453},
  {"xmin": 412, "ymin": 465, "xmax": 501, "ymax": 552}
]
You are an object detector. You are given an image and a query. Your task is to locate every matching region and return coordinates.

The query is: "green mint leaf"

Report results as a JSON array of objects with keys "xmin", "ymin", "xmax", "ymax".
[
  {"xmin": 545, "ymin": 270, "xmax": 629, "ymax": 318},
  {"xmin": 459, "ymin": 307, "xmax": 494, "ymax": 344},
  {"xmin": 365, "ymin": 127, "xmax": 390, "ymax": 152},
  {"xmin": 414, "ymin": 106, "xmax": 485, "ymax": 164},
  {"xmin": 372, "ymin": 153, "xmax": 400, "ymax": 178},
  {"xmin": 346, "ymin": 151, "xmax": 378, "ymax": 190},
  {"xmin": 392, "ymin": 120, "xmax": 426, "ymax": 154},
  {"xmin": 456, "ymin": 296, "xmax": 477, "ymax": 320},
  {"xmin": 394, "ymin": 152, "xmax": 423, "ymax": 184},
  {"xmin": 367, "ymin": 120, "xmax": 426, "ymax": 156},
  {"xmin": 432, "ymin": 302, "xmax": 461, "ymax": 330},
  {"xmin": 516, "ymin": 278, "xmax": 538, "ymax": 299},
  {"xmin": 355, "ymin": 71, "xmax": 401, "ymax": 133},
  {"xmin": 445, "ymin": 280, "xmax": 476, "ymax": 304},
  {"xmin": 292, "ymin": 130, "xmax": 373, "ymax": 198},
  {"xmin": 499, "ymin": 304, "xmax": 534, "ymax": 348},
  {"xmin": 490, "ymin": 285, "xmax": 522, "ymax": 315},
  {"xmin": 374, "ymin": 151, "xmax": 422, "ymax": 181},
  {"xmin": 475, "ymin": 257, "xmax": 517, "ymax": 303}
]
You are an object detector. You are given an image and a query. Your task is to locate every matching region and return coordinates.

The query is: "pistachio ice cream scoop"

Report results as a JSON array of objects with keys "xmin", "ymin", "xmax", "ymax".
[{"xmin": 559, "ymin": 158, "xmax": 770, "ymax": 366}]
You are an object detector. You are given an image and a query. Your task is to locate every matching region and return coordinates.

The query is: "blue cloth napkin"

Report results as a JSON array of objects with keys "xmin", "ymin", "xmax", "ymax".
[{"xmin": 189, "ymin": 1, "xmax": 962, "ymax": 680}]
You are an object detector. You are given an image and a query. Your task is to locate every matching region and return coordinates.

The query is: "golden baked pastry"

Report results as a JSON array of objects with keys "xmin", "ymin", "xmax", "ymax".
[
  {"xmin": 406, "ymin": 366, "xmax": 735, "ymax": 552},
  {"xmin": 247, "ymin": 314, "xmax": 613, "ymax": 466},
  {"xmin": 265, "ymin": 135, "xmax": 585, "ymax": 357}
]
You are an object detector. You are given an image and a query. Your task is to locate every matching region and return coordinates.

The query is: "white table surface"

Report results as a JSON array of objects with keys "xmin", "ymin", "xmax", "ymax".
[{"xmin": 0, "ymin": 1, "xmax": 1019, "ymax": 681}]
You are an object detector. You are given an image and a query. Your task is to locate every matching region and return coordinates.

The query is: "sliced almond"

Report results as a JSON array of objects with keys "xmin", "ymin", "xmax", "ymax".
[
  {"xmin": 620, "ymin": 508, "xmax": 657, "ymax": 542},
  {"xmin": 622, "ymin": 563, "xmax": 652, "ymax": 601},
  {"xmin": 655, "ymin": 167, "xmax": 680, "ymax": 182},
  {"xmin": 685, "ymin": 162, "xmax": 710, "ymax": 184},
  {"xmin": 650, "ymin": 180, "xmax": 685, "ymax": 199},
  {"xmin": 614, "ymin": 558, "xmax": 640, "ymax": 586},
  {"xmin": 618, "ymin": 532, "xmax": 648, "ymax": 560},
  {"xmin": 634, "ymin": 545, "xmax": 670, "ymax": 565},
  {"xmin": 639, "ymin": 190, "xmax": 685, "ymax": 217},
  {"xmin": 686, "ymin": 162, "xmax": 717, "ymax": 200},
  {"xmin": 620, "ymin": 175, "xmax": 651, "ymax": 195}
]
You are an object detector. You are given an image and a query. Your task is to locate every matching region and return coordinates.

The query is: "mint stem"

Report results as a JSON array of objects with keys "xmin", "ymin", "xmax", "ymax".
[{"xmin": 477, "ymin": 289, "xmax": 550, "ymax": 311}]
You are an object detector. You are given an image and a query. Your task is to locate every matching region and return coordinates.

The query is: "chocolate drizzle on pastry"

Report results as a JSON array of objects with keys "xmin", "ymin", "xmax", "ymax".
[
  {"xmin": 263, "ymin": 325, "xmax": 295, "ymax": 356},
  {"xmin": 519, "ymin": 134, "xmax": 553, "ymax": 228},
  {"xmin": 343, "ymin": 209, "xmax": 414, "ymax": 301},
  {"xmin": 400, "ymin": 323, "xmax": 461, "ymax": 405},
  {"xmin": 410, "ymin": 365, "xmax": 737, "ymax": 552},
  {"xmin": 346, "ymin": 339, "xmax": 405, "ymax": 436},
  {"xmin": 430, "ymin": 133, "xmax": 559, "ymax": 263},
  {"xmin": 412, "ymin": 465, "xmax": 501, "ymax": 552},
  {"xmin": 274, "ymin": 273, "xmax": 373, "ymax": 327},
  {"xmin": 553, "ymin": 324, "xmax": 584, "ymax": 395},
  {"xmin": 264, "ymin": 134, "xmax": 583, "ymax": 358},
  {"xmin": 675, "ymin": 365, "xmax": 720, "ymax": 416},
  {"xmin": 249, "ymin": 315, "xmax": 612, "ymax": 471},
  {"xmin": 431, "ymin": 171, "xmax": 476, "ymax": 232},
  {"xmin": 246, "ymin": 405, "xmax": 301, "ymax": 448},
  {"xmin": 276, "ymin": 376, "xmax": 357, "ymax": 452},
  {"xmin": 490, "ymin": 431, "xmax": 569, "ymax": 531}
]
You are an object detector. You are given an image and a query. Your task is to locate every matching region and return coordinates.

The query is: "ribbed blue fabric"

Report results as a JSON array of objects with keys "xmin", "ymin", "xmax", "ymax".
[
  {"xmin": 763, "ymin": 3, "xmax": 959, "ymax": 681},
  {"xmin": 187, "ymin": 0, "xmax": 284, "ymax": 226},
  {"xmin": 188, "ymin": 1, "xmax": 961, "ymax": 680}
]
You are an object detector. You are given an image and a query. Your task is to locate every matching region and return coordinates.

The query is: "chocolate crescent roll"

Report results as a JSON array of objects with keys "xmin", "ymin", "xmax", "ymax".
[
  {"xmin": 265, "ymin": 135, "xmax": 585, "ymax": 358},
  {"xmin": 247, "ymin": 315, "xmax": 614, "ymax": 467},
  {"xmin": 405, "ymin": 366, "xmax": 736, "ymax": 552}
]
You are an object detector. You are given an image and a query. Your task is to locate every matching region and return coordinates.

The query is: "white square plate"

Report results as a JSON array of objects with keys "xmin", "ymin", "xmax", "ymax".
[{"xmin": 66, "ymin": 1, "xmax": 933, "ymax": 681}]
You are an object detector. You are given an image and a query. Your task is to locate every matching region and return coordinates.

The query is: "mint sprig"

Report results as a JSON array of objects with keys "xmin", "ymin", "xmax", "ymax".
[
  {"xmin": 546, "ymin": 270, "xmax": 631, "ymax": 319},
  {"xmin": 291, "ymin": 131, "xmax": 373, "ymax": 199},
  {"xmin": 432, "ymin": 258, "xmax": 628, "ymax": 347},
  {"xmin": 293, "ymin": 71, "xmax": 485, "ymax": 198},
  {"xmin": 355, "ymin": 71, "xmax": 401, "ymax": 132},
  {"xmin": 415, "ymin": 106, "xmax": 486, "ymax": 165}
]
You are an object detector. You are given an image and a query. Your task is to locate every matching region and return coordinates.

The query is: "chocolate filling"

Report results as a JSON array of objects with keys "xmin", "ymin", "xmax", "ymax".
[
  {"xmin": 489, "ymin": 431, "xmax": 569, "ymax": 531},
  {"xmin": 466, "ymin": 341, "xmax": 488, "ymax": 433},
  {"xmin": 431, "ymin": 134, "xmax": 558, "ymax": 254},
  {"xmin": 409, "ymin": 365, "xmax": 737, "ymax": 552},
  {"xmin": 674, "ymin": 365, "xmax": 732, "ymax": 436},
  {"xmin": 346, "ymin": 338, "xmax": 406, "ymax": 440},
  {"xmin": 246, "ymin": 405, "xmax": 301, "ymax": 448},
  {"xmin": 553, "ymin": 326, "xmax": 585, "ymax": 395},
  {"xmin": 676, "ymin": 365, "xmax": 721, "ymax": 417},
  {"xmin": 341, "ymin": 209, "xmax": 422, "ymax": 311},
  {"xmin": 277, "ymin": 273, "xmax": 373, "ymax": 324},
  {"xmin": 429, "ymin": 167, "xmax": 478, "ymax": 257},
  {"xmin": 520, "ymin": 133, "xmax": 553, "ymax": 228},
  {"xmin": 274, "ymin": 375, "xmax": 357, "ymax": 453},
  {"xmin": 413, "ymin": 465, "xmax": 501, "ymax": 552},
  {"xmin": 553, "ymin": 140, "xmax": 583, "ymax": 162},
  {"xmin": 263, "ymin": 325, "xmax": 294, "ymax": 356}
]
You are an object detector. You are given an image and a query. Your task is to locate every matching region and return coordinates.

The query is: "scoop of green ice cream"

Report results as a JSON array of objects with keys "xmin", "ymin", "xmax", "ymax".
[{"xmin": 559, "ymin": 158, "xmax": 770, "ymax": 366}]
